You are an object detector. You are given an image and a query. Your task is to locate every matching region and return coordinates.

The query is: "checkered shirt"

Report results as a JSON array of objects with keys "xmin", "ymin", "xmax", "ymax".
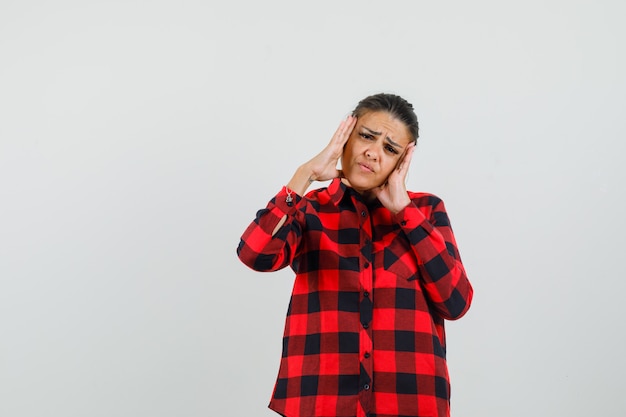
[{"xmin": 237, "ymin": 178, "xmax": 473, "ymax": 417}]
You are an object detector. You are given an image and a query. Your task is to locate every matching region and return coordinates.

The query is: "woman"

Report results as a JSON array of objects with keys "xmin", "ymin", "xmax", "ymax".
[{"xmin": 237, "ymin": 93, "xmax": 473, "ymax": 417}]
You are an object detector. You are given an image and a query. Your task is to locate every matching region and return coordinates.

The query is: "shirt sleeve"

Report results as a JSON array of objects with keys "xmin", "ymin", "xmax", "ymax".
[
  {"xmin": 236, "ymin": 186, "xmax": 304, "ymax": 272},
  {"xmin": 393, "ymin": 195, "xmax": 473, "ymax": 320}
]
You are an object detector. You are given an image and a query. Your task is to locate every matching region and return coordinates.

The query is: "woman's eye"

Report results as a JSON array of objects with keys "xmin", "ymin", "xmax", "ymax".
[
  {"xmin": 385, "ymin": 145, "xmax": 398, "ymax": 154},
  {"xmin": 359, "ymin": 133, "xmax": 373, "ymax": 140}
]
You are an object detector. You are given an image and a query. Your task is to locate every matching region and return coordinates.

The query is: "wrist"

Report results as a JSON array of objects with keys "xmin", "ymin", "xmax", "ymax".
[
  {"xmin": 390, "ymin": 198, "xmax": 411, "ymax": 215},
  {"xmin": 287, "ymin": 166, "xmax": 316, "ymax": 196}
]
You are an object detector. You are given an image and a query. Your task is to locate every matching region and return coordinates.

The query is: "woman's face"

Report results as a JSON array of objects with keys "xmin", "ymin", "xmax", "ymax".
[{"xmin": 341, "ymin": 111, "xmax": 413, "ymax": 194}]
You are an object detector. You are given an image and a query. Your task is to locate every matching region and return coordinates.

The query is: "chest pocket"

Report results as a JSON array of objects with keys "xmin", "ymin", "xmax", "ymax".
[{"xmin": 372, "ymin": 234, "xmax": 419, "ymax": 287}]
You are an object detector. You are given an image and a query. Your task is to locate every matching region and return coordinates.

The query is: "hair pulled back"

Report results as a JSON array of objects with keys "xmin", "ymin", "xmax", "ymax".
[{"xmin": 352, "ymin": 93, "xmax": 419, "ymax": 143}]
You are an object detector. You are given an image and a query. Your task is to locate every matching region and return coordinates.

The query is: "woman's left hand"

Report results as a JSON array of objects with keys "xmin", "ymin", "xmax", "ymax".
[{"xmin": 371, "ymin": 142, "xmax": 416, "ymax": 214}]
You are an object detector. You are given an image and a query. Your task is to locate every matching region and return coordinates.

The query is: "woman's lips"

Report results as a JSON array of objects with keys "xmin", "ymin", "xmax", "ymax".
[{"xmin": 358, "ymin": 163, "xmax": 374, "ymax": 173}]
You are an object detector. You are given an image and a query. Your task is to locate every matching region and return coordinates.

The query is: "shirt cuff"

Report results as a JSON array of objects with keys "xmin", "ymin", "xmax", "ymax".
[
  {"xmin": 271, "ymin": 185, "xmax": 303, "ymax": 215},
  {"xmin": 393, "ymin": 201, "xmax": 429, "ymax": 231}
]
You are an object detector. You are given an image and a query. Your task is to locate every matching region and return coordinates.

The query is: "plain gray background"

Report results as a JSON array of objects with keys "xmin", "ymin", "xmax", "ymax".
[{"xmin": 1, "ymin": 1, "xmax": 625, "ymax": 416}]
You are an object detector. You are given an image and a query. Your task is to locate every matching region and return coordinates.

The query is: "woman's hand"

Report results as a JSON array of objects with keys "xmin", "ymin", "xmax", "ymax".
[
  {"xmin": 306, "ymin": 115, "xmax": 357, "ymax": 182},
  {"xmin": 286, "ymin": 115, "xmax": 357, "ymax": 196},
  {"xmin": 371, "ymin": 142, "xmax": 416, "ymax": 214}
]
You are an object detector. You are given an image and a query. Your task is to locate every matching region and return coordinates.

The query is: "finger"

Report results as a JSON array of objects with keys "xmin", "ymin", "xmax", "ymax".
[
  {"xmin": 329, "ymin": 118, "xmax": 347, "ymax": 141},
  {"xmin": 332, "ymin": 115, "xmax": 356, "ymax": 146},
  {"xmin": 388, "ymin": 144, "xmax": 414, "ymax": 185},
  {"xmin": 332, "ymin": 119, "xmax": 346, "ymax": 139},
  {"xmin": 345, "ymin": 115, "xmax": 357, "ymax": 137},
  {"xmin": 397, "ymin": 143, "xmax": 416, "ymax": 173}
]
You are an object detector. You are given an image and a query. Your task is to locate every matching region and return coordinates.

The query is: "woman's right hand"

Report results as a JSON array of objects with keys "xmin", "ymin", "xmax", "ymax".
[
  {"xmin": 286, "ymin": 115, "xmax": 357, "ymax": 197},
  {"xmin": 305, "ymin": 115, "xmax": 357, "ymax": 182}
]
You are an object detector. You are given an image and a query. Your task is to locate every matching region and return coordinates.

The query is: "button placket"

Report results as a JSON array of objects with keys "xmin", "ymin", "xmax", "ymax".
[{"xmin": 356, "ymin": 200, "xmax": 373, "ymax": 414}]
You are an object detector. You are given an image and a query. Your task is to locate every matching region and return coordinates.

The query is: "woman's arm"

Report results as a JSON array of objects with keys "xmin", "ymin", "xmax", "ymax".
[
  {"xmin": 394, "ymin": 196, "xmax": 473, "ymax": 320},
  {"xmin": 370, "ymin": 139, "xmax": 472, "ymax": 319},
  {"xmin": 236, "ymin": 187, "xmax": 304, "ymax": 272},
  {"xmin": 237, "ymin": 116, "xmax": 357, "ymax": 272}
]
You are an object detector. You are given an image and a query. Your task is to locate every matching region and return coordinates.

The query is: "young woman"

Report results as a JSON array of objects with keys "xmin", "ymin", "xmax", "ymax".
[{"xmin": 237, "ymin": 93, "xmax": 473, "ymax": 417}]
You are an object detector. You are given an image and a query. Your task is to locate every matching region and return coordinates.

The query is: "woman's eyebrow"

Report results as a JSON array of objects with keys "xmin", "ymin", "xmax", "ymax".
[
  {"xmin": 362, "ymin": 126, "xmax": 381, "ymax": 136},
  {"xmin": 363, "ymin": 126, "xmax": 402, "ymax": 148},
  {"xmin": 385, "ymin": 137, "xmax": 402, "ymax": 149}
]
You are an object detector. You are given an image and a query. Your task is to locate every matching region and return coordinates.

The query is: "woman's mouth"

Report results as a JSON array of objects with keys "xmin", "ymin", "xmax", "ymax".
[{"xmin": 358, "ymin": 163, "xmax": 374, "ymax": 173}]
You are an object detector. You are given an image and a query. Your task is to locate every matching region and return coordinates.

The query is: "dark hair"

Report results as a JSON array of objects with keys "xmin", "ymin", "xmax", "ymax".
[{"xmin": 352, "ymin": 93, "xmax": 419, "ymax": 143}]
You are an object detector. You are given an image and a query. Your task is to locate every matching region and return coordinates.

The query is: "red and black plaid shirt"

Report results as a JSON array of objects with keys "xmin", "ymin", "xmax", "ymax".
[{"xmin": 237, "ymin": 179, "xmax": 473, "ymax": 417}]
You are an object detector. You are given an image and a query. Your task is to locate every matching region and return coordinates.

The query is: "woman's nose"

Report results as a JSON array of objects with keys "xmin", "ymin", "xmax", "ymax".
[{"xmin": 366, "ymin": 148, "xmax": 378, "ymax": 161}]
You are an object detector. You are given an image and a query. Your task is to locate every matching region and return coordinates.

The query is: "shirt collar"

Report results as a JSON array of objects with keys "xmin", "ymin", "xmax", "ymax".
[
  {"xmin": 328, "ymin": 178, "xmax": 383, "ymax": 209},
  {"xmin": 328, "ymin": 178, "xmax": 347, "ymax": 206}
]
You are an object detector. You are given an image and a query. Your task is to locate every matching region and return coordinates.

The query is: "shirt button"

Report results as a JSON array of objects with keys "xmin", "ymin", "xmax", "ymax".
[
  {"xmin": 361, "ymin": 211, "xmax": 366, "ymax": 217},
  {"xmin": 363, "ymin": 323, "xmax": 369, "ymax": 329},
  {"xmin": 364, "ymin": 352, "xmax": 370, "ymax": 358},
  {"xmin": 364, "ymin": 384, "xmax": 370, "ymax": 390},
  {"xmin": 401, "ymin": 220, "xmax": 406, "ymax": 226},
  {"xmin": 363, "ymin": 291, "xmax": 369, "ymax": 297},
  {"xmin": 364, "ymin": 262, "xmax": 369, "ymax": 269}
]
